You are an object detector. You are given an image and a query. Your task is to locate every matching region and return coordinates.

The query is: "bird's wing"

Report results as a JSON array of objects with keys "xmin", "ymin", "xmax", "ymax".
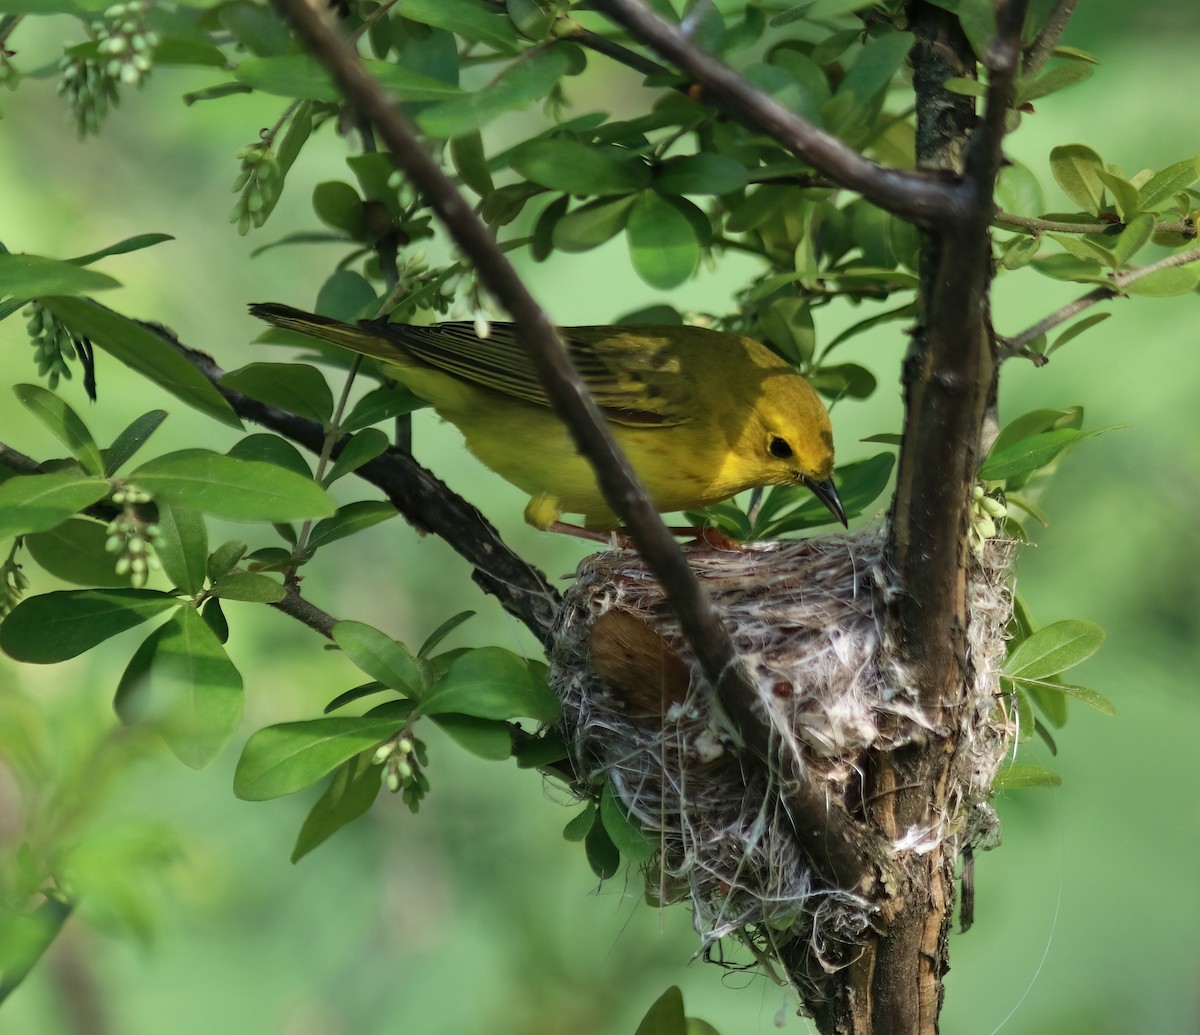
[{"xmin": 376, "ymin": 321, "xmax": 694, "ymax": 427}]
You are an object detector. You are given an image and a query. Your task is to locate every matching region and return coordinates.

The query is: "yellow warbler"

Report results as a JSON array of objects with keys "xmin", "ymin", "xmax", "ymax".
[{"xmin": 249, "ymin": 304, "xmax": 845, "ymax": 531}]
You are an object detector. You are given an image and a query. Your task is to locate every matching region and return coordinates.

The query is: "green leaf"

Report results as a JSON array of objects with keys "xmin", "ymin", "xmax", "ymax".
[
  {"xmin": 312, "ymin": 181, "xmax": 366, "ymax": 239},
  {"xmin": 514, "ymin": 730, "xmax": 568, "ymax": 770},
  {"xmin": 416, "ymin": 46, "xmax": 574, "ymax": 137},
  {"xmin": 1013, "ymin": 675, "xmax": 1116, "ymax": 716},
  {"xmin": 654, "ymin": 153, "xmax": 747, "ymax": 196},
  {"xmin": 1094, "ymin": 170, "xmax": 1139, "ymax": 223},
  {"xmin": 234, "ymin": 717, "xmax": 405, "ymax": 800},
  {"xmin": 43, "ymin": 297, "xmax": 242, "ymax": 430},
  {"xmin": 219, "ymin": 1, "xmax": 291, "ymax": 56},
  {"xmin": 233, "ymin": 55, "xmax": 464, "ymax": 102},
  {"xmin": 1109, "ymin": 213, "xmax": 1154, "ymax": 268},
  {"xmin": 821, "ymin": 302, "xmax": 915, "ymax": 355},
  {"xmin": 1137, "ymin": 157, "xmax": 1200, "ymax": 211},
  {"xmin": 989, "ymin": 407, "xmax": 1083, "ymax": 456},
  {"xmin": 226, "ymin": 434, "xmax": 312, "ymax": 479},
  {"xmin": 104, "ymin": 410, "xmax": 168, "ymax": 476},
  {"xmin": 332, "ymin": 621, "xmax": 425, "ymax": 696},
  {"xmin": 206, "ymin": 541, "xmax": 247, "ymax": 583},
  {"xmin": 996, "ymin": 160, "xmax": 1045, "ymax": 217},
  {"xmin": 450, "ymin": 132, "xmax": 495, "ymax": 197},
  {"xmin": 1047, "ymin": 313, "xmax": 1110, "ymax": 355},
  {"xmin": 154, "ymin": 504, "xmax": 208, "ymax": 596},
  {"xmin": 24, "ymin": 519, "xmax": 132, "ymax": 587},
  {"xmin": 431, "ymin": 714, "xmax": 513, "ymax": 760},
  {"xmin": 307, "ymin": 501, "xmax": 398, "ymax": 551},
  {"xmin": 209, "ymin": 572, "xmax": 286, "ymax": 603},
  {"xmin": 563, "ymin": 803, "xmax": 596, "ymax": 842},
  {"xmin": 634, "ymin": 986, "xmax": 687, "ymax": 1035},
  {"xmin": 341, "ymin": 386, "xmax": 425, "ymax": 433},
  {"xmin": 584, "ymin": 819, "xmax": 620, "ymax": 879},
  {"xmin": 993, "ymin": 763, "xmax": 1062, "ymax": 790},
  {"xmin": 1000, "ymin": 234, "xmax": 1040, "ymax": 270},
  {"xmin": 510, "ymin": 138, "xmax": 649, "ymax": 196},
  {"xmin": 1049, "ymin": 144, "xmax": 1105, "ymax": 214},
  {"xmin": 131, "ymin": 449, "xmax": 335, "ymax": 522},
  {"xmin": 754, "ymin": 452, "xmax": 894, "ymax": 536},
  {"xmin": 1124, "ymin": 261, "xmax": 1200, "ymax": 297},
  {"xmin": 1004, "ymin": 619, "xmax": 1105, "ymax": 680},
  {"xmin": 552, "ymin": 196, "xmax": 638, "ymax": 253},
  {"xmin": 0, "ymin": 472, "xmax": 111, "ymax": 541},
  {"xmin": 14, "ymin": 384, "xmax": 104, "ymax": 476},
  {"xmin": 315, "ymin": 269, "xmax": 377, "ymax": 322},
  {"xmin": 835, "ymin": 30, "xmax": 913, "ymax": 104},
  {"xmin": 398, "ymin": 0, "xmax": 520, "ymax": 52},
  {"xmin": 948, "ymin": 0, "xmax": 996, "ymax": 56},
  {"xmin": 67, "ymin": 234, "xmax": 174, "ymax": 268},
  {"xmin": 0, "ymin": 254, "xmax": 119, "ymax": 302},
  {"xmin": 808, "ymin": 362, "xmax": 877, "ymax": 400},
  {"xmin": 980, "ymin": 427, "xmax": 1088, "ymax": 480},
  {"xmin": 324, "ymin": 429, "xmax": 390, "ymax": 485},
  {"xmin": 0, "ymin": 589, "xmax": 178, "ymax": 663},
  {"xmin": 219, "ymin": 363, "xmax": 335, "ymax": 425},
  {"xmin": 120, "ymin": 607, "xmax": 243, "ymax": 769},
  {"xmin": 758, "ymin": 298, "xmax": 814, "ymax": 367},
  {"xmin": 418, "ymin": 610, "xmax": 476, "ymax": 657},
  {"xmin": 421, "ymin": 647, "xmax": 560, "ymax": 721},
  {"xmin": 942, "ymin": 76, "xmax": 986, "ymax": 98},
  {"xmin": 291, "ymin": 753, "xmax": 383, "ymax": 862},
  {"xmin": 1018, "ymin": 62, "xmax": 1093, "ymax": 103},
  {"xmin": 600, "ymin": 780, "xmax": 656, "ymax": 863},
  {"xmin": 626, "ymin": 190, "xmax": 700, "ymax": 290},
  {"xmin": 1047, "ymin": 232, "xmax": 1113, "ymax": 267}
]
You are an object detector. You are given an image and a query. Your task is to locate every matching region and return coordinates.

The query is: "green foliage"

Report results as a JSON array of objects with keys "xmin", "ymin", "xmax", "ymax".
[
  {"xmin": 632, "ymin": 985, "xmax": 723, "ymax": 1035},
  {"xmin": 0, "ymin": 0, "xmax": 1175, "ymax": 1019}
]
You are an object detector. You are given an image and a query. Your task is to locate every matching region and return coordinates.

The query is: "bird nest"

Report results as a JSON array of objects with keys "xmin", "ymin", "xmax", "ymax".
[{"xmin": 549, "ymin": 526, "xmax": 1015, "ymax": 999}]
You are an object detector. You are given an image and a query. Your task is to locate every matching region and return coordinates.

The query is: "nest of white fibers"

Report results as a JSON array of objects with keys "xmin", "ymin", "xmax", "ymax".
[{"xmin": 549, "ymin": 526, "xmax": 1015, "ymax": 999}]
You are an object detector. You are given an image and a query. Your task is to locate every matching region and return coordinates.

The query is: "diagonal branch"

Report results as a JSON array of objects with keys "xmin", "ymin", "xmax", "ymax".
[
  {"xmin": 999, "ymin": 242, "xmax": 1200, "ymax": 354},
  {"xmin": 591, "ymin": 0, "xmax": 957, "ymax": 226},
  {"xmin": 1022, "ymin": 0, "xmax": 1078, "ymax": 78},
  {"xmin": 163, "ymin": 330, "xmax": 562, "ymax": 644},
  {"xmin": 270, "ymin": 0, "xmax": 869, "ymax": 891}
]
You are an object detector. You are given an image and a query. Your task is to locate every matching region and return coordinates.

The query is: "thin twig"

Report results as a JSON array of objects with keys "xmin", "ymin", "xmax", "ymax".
[
  {"xmin": 1022, "ymin": 0, "xmax": 1078, "ymax": 78},
  {"xmin": 999, "ymin": 243, "xmax": 1200, "ymax": 353},
  {"xmin": 564, "ymin": 24, "xmax": 672, "ymax": 80},
  {"xmin": 994, "ymin": 210, "xmax": 1196, "ymax": 238},
  {"xmin": 591, "ymin": 0, "xmax": 956, "ymax": 226},
  {"xmin": 269, "ymin": 0, "xmax": 870, "ymax": 891},
  {"xmin": 160, "ymin": 327, "xmax": 562, "ymax": 643}
]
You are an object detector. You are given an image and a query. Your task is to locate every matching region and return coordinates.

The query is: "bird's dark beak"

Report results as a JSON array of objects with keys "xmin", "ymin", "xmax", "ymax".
[{"xmin": 803, "ymin": 476, "xmax": 847, "ymax": 528}]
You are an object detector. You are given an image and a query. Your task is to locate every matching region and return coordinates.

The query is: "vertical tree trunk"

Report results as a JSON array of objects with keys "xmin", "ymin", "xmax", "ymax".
[{"xmin": 810, "ymin": 5, "xmax": 1000, "ymax": 1032}]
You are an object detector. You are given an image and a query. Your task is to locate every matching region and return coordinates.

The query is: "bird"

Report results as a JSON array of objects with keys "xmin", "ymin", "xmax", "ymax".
[{"xmin": 249, "ymin": 303, "xmax": 846, "ymax": 533}]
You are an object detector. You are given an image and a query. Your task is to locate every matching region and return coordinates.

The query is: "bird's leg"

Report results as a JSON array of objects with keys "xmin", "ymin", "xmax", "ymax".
[{"xmin": 548, "ymin": 521, "xmax": 634, "ymax": 549}]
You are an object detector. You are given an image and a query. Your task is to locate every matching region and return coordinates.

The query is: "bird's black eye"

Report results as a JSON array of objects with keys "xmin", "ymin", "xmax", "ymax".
[{"xmin": 769, "ymin": 436, "xmax": 793, "ymax": 459}]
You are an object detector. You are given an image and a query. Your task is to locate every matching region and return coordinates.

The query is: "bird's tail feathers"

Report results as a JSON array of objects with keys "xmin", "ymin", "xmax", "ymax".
[{"xmin": 248, "ymin": 303, "xmax": 406, "ymax": 365}]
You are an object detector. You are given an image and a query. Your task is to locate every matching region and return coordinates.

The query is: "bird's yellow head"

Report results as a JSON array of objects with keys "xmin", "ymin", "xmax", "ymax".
[
  {"xmin": 711, "ymin": 349, "xmax": 846, "ymax": 526},
  {"xmin": 754, "ymin": 378, "xmax": 845, "ymax": 525}
]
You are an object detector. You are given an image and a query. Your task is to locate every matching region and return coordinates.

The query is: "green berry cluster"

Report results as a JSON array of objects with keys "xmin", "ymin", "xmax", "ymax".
[
  {"xmin": 969, "ymin": 483, "xmax": 1008, "ymax": 556},
  {"xmin": 95, "ymin": 2, "xmax": 158, "ymax": 86},
  {"xmin": 373, "ymin": 733, "xmax": 429, "ymax": 813},
  {"xmin": 25, "ymin": 303, "xmax": 77, "ymax": 389},
  {"xmin": 57, "ymin": 56, "xmax": 120, "ymax": 137},
  {"xmin": 105, "ymin": 486, "xmax": 162, "ymax": 588},
  {"xmin": 230, "ymin": 144, "xmax": 282, "ymax": 236},
  {"xmin": 56, "ymin": 1, "xmax": 158, "ymax": 136}
]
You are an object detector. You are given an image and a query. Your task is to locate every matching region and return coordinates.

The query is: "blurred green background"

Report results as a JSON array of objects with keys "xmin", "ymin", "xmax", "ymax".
[{"xmin": 2, "ymin": 2, "xmax": 1199, "ymax": 1033}]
